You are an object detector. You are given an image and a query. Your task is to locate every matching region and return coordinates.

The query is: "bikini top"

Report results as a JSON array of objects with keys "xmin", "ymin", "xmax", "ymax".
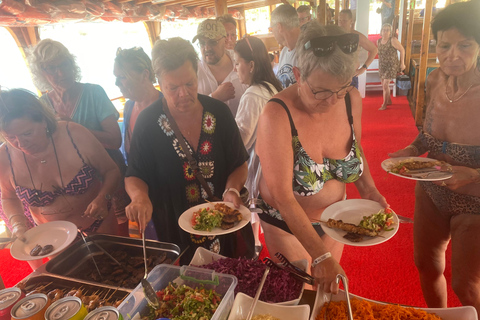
[
  {"xmin": 270, "ymin": 95, "xmax": 364, "ymax": 197},
  {"xmin": 6, "ymin": 123, "xmax": 97, "ymax": 207}
]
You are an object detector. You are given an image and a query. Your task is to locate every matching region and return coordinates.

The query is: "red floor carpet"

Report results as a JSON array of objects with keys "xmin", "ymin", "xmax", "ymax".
[{"xmin": 0, "ymin": 91, "xmax": 461, "ymax": 308}]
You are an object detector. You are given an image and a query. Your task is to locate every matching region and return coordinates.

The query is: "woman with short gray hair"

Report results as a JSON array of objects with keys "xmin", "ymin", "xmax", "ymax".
[
  {"xmin": 256, "ymin": 22, "xmax": 387, "ymax": 292},
  {"xmin": 125, "ymin": 37, "xmax": 254, "ymax": 264}
]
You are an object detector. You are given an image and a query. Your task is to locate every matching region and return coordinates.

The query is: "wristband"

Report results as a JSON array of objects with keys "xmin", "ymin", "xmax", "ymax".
[
  {"xmin": 222, "ymin": 187, "xmax": 240, "ymax": 199},
  {"xmin": 362, "ymin": 64, "xmax": 368, "ymax": 69},
  {"xmin": 312, "ymin": 252, "xmax": 332, "ymax": 268},
  {"xmin": 8, "ymin": 214, "xmax": 26, "ymax": 225}
]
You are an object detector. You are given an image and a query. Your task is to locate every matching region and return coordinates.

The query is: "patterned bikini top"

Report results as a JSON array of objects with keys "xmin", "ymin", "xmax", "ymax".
[
  {"xmin": 6, "ymin": 124, "xmax": 97, "ymax": 207},
  {"xmin": 270, "ymin": 95, "xmax": 364, "ymax": 197}
]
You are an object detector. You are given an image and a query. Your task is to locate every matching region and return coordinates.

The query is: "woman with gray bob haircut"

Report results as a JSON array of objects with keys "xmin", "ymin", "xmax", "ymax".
[
  {"xmin": 256, "ymin": 21, "xmax": 387, "ymax": 293},
  {"xmin": 125, "ymin": 37, "xmax": 254, "ymax": 264},
  {"xmin": 28, "ymin": 39, "xmax": 81, "ymax": 92}
]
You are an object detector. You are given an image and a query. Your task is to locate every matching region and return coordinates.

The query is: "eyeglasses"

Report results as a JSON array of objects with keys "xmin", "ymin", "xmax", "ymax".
[
  {"xmin": 42, "ymin": 60, "xmax": 71, "ymax": 75},
  {"xmin": 198, "ymin": 37, "xmax": 225, "ymax": 48},
  {"xmin": 304, "ymin": 33, "xmax": 359, "ymax": 57},
  {"xmin": 305, "ymin": 79, "xmax": 354, "ymax": 100},
  {"xmin": 299, "ymin": 16, "xmax": 311, "ymax": 23}
]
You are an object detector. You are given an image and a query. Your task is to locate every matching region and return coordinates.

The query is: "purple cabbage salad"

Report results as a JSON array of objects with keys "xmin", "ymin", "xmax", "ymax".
[{"xmin": 196, "ymin": 257, "xmax": 303, "ymax": 303}]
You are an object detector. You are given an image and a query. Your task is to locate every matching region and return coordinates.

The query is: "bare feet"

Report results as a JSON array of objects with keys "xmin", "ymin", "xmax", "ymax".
[
  {"xmin": 387, "ymin": 99, "xmax": 392, "ymax": 105},
  {"xmin": 379, "ymin": 105, "xmax": 387, "ymax": 110}
]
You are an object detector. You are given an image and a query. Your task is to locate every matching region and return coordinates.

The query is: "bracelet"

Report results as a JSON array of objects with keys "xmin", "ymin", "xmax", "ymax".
[
  {"xmin": 8, "ymin": 214, "xmax": 26, "ymax": 225},
  {"xmin": 312, "ymin": 252, "xmax": 332, "ymax": 268},
  {"xmin": 222, "ymin": 188, "xmax": 241, "ymax": 199},
  {"xmin": 405, "ymin": 144, "xmax": 419, "ymax": 156},
  {"xmin": 362, "ymin": 63, "xmax": 368, "ymax": 69}
]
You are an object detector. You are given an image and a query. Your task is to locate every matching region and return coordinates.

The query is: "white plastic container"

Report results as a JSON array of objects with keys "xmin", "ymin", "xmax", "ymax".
[
  {"xmin": 227, "ymin": 292, "xmax": 310, "ymax": 320},
  {"xmin": 190, "ymin": 247, "xmax": 307, "ymax": 306},
  {"xmin": 117, "ymin": 264, "xmax": 237, "ymax": 320},
  {"xmin": 310, "ymin": 287, "xmax": 478, "ymax": 320}
]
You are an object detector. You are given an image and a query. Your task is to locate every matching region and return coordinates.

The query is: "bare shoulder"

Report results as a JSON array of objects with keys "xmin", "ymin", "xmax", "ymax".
[
  {"xmin": 426, "ymin": 68, "xmax": 443, "ymax": 90},
  {"xmin": 261, "ymin": 88, "xmax": 295, "ymax": 126}
]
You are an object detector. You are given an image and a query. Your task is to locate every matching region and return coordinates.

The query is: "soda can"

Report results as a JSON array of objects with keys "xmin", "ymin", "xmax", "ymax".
[
  {"xmin": 44, "ymin": 297, "xmax": 87, "ymax": 320},
  {"xmin": 83, "ymin": 307, "xmax": 122, "ymax": 320},
  {"xmin": 0, "ymin": 288, "xmax": 24, "ymax": 320},
  {"xmin": 10, "ymin": 293, "xmax": 50, "ymax": 320}
]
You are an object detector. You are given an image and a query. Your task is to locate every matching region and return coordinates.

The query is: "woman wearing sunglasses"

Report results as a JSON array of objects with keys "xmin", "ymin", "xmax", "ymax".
[
  {"xmin": 233, "ymin": 36, "xmax": 283, "ymax": 255},
  {"xmin": 256, "ymin": 22, "xmax": 387, "ymax": 293}
]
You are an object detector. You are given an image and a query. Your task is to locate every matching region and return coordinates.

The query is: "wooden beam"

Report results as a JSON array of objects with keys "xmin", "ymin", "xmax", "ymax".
[
  {"xmin": 144, "ymin": 21, "xmax": 161, "ymax": 46},
  {"xmin": 238, "ymin": 6, "xmax": 246, "ymax": 37},
  {"xmin": 215, "ymin": 0, "xmax": 228, "ymax": 15},
  {"xmin": 334, "ymin": 0, "xmax": 339, "ymax": 25},
  {"xmin": 342, "ymin": 0, "xmax": 349, "ymax": 10},
  {"xmin": 317, "ymin": 0, "xmax": 326, "ymax": 25},
  {"xmin": 405, "ymin": 0, "xmax": 415, "ymax": 73},
  {"xmin": 414, "ymin": 0, "xmax": 433, "ymax": 127},
  {"xmin": 401, "ymin": 0, "xmax": 408, "ymax": 48}
]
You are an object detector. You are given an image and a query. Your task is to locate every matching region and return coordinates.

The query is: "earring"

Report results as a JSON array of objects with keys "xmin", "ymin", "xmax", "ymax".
[{"xmin": 46, "ymin": 127, "xmax": 50, "ymax": 135}]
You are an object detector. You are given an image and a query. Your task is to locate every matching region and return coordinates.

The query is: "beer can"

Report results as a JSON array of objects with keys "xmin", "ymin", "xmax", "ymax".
[
  {"xmin": 11, "ymin": 293, "xmax": 50, "ymax": 320},
  {"xmin": 83, "ymin": 307, "xmax": 122, "ymax": 320},
  {"xmin": 0, "ymin": 288, "xmax": 24, "ymax": 320},
  {"xmin": 44, "ymin": 297, "xmax": 87, "ymax": 320}
]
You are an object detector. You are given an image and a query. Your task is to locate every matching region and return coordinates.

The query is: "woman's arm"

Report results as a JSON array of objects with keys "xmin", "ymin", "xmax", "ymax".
[
  {"xmin": 125, "ymin": 176, "xmax": 152, "ymax": 232},
  {"xmin": 356, "ymin": 33, "xmax": 378, "ymax": 76},
  {"xmin": 222, "ymin": 162, "xmax": 248, "ymax": 207},
  {"xmin": 349, "ymin": 89, "xmax": 388, "ymax": 207},
  {"xmin": 392, "ymin": 37, "xmax": 406, "ymax": 72},
  {"xmin": 88, "ymin": 115, "xmax": 122, "ymax": 149},
  {"xmin": 256, "ymin": 100, "xmax": 344, "ymax": 293},
  {"xmin": 235, "ymin": 92, "xmax": 264, "ymax": 150},
  {"xmin": 67, "ymin": 123, "xmax": 120, "ymax": 219}
]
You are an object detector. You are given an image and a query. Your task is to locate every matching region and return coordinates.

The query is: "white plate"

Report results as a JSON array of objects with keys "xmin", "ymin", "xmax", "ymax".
[
  {"xmin": 189, "ymin": 247, "xmax": 306, "ymax": 306},
  {"xmin": 178, "ymin": 202, "xmax": 251, "ymax": 236},
  {"xmin": 310, "ymin": 288, "xmax": 478, "ymax": 320},
  {"xmin": 10, "ymin": 221, "xmax": 77, "ymax": 261},
  {"xmin": 228, "ymin": 293, "xmax": 310, "ymax": 320},
  {"xmin": 320, "ymin": 199, "xmax": 399, "ymax": 246},
  {"xmin": 381, "ymin": 156, "xmax": 453, "ymax": 181}
]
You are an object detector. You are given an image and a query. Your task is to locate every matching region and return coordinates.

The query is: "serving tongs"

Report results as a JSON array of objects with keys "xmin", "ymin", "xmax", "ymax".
[
  {"xmin": 324, "ymin": 274, "xmax": 353, "ymax": 320},
  {"xmin": 77, "ymin": 228, "xmax": 103, "ymax": 280},
  {"xmin": 245, "ymin": 266, "xmax": 270, "ymax": 320},
  {"xmin": 141, "ymin": 231, "xmax": 160, "ymax": 309},
  {"xmin": 263, "ymin": 255, "xmax": 314, "ymax": 285}
]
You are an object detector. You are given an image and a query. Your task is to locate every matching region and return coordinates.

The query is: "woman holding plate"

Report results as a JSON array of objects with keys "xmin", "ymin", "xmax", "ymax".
[
  {"xmin": 389, "ymin": 1, "xmax": 480, "ymax": 312},
  {"xmin": 256, "ymin": 22, "xmax": 387, "ymax": 293},
  {"xmin": 125, "ymin": 37, "xmax": 254, "ymax": 264}
]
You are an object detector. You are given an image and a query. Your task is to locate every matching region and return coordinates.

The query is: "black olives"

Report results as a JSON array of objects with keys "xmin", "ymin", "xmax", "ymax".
[
  {"xmin": 30, "ymin": 244, "xmax": 42, "ymax": 256},
  {"xmin": 40, "ymin": 244, "xmax": 54, "ymax": 255}
]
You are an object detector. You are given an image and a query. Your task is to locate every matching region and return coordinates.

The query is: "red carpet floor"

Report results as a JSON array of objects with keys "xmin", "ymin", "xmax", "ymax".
[{"xmin": 0, "ymin": 91, "xmax": 461, "ymax": 308}]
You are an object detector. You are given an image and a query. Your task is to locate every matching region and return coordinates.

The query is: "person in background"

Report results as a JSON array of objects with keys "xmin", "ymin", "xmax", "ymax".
[
  {"xmin": 269, "ymin": 53, "xmax": 279, "ymax": 75},
  {"xmin": 125, "ymin": 37, "xmax": 254, "ymax": 264},
  {"xmin": 389, "ymin": 1, "xmax": 480, "ymax": 313},
  {"xmin": 194, "ymin": 19, "xmax": 247, "ymax": 117},
  {"xmin": 0, "ymin": 89, "xmax": 120, "ymax": 245},
  {"xmin": 380, "ymin": 0, "xmax": 395, "ymax": 26},
  {"xmin": 377, "ymin": 23, "xmax": 405, "ymax": 110},
  {"xmin": 270, "ymin": 4, "xmax": 301, "ymax": 88},
  {"xmin": 233, "ymin": 36, "xmax": 283, "ymax": 258},
  {"xmin": 297, "ymin": 5, "xmax": 311, "ymax": 27},
  {"xmin": 338, "ymin": 9, "xmax": 378, "ymax": 89},
  {"xmin": 217, "ymin": 14, "xmax": 237, "ymax": 51},
  {"xmin": 256, "ymin": 22, "xmax": 387, "ymax": 293},
  {"xmin": 29, "ymin": 39, "xmax": 129, "ymax": 236},
  {"xmin": 113, "ymin": 47, "xmax": 163, "ymax": 240}
]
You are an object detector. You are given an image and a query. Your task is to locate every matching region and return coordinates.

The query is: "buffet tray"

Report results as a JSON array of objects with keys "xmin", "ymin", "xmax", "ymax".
[{"xmin": 32, "ymin": 234, "xmax": 180, "ymax": 290}]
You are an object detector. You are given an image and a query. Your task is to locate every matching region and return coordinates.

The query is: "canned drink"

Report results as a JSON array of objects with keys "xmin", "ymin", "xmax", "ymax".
[
  {"xmin": 83, "ymin": 307, "xmax": 122, "ymax": 320},
  {"xmin": 0, "ymin": 288, "xmax": 24, "ymax": 320},
  {"xmin": 10, "ymin": 293, "xmax": 50, "ymax": 320},
  {"xmin": 44, "ymin": 297, "xmax": 87, "ymax": 320}
]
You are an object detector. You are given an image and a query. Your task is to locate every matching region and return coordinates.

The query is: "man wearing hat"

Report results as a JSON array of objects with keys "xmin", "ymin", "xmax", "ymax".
[{"xmin": 193, "ymin": 19, "xmax": 247, "ymax": 117}]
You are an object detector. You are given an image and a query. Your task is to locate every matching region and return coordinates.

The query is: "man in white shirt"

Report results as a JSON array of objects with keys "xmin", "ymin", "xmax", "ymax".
[
  {"xmin": 193, "ymin": 19, "xmax": 247, "ymax": 116},
  {"xmin": 338, "ymin": 9, "xmax": 378, "ymax": 89},
  {"xmin": 270, "ymin": 4, "xmax": 301, "ymax": 88}
]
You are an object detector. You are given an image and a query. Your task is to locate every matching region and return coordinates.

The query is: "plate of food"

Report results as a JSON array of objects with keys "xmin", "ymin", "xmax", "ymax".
[
  {"xmin": 320, "ymin": 199, "xmax": 399, "ymax": 246},
  {"xmin": 10, "ymin": 220, "xmax": 78, "ymax": 261},
  {"xmin": 381, "ymin": 157, "xmax": 452, "ymax": 181},
  {"xmin": 178, "ymin": 201, "xmax": 251, "ymax": 236}
]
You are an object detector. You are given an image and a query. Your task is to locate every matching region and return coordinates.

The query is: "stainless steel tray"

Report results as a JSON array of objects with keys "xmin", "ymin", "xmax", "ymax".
[
  {"xmin": 16, "ymin": 274, "xmax": 130, "ymax": 309},
  {"xmin": 43, "ymin": 234, "xmax": 180, "ymax": 289}
]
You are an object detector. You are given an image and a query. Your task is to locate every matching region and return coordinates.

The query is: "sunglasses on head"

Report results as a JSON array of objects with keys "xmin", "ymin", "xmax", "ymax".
[{"xmin": 304, "ymin": 33, "xmax": 359, "ymax": 57}]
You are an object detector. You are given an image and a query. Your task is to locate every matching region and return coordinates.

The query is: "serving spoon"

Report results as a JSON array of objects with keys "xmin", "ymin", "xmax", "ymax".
[{"xmin": 141, "ymin": 231, "xmax": 160, "ymax": 309}]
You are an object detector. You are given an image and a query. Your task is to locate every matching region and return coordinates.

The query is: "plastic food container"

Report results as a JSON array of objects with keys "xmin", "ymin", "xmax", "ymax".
[
  {"xmin": 310, "ymin": 288, "xmax": 478, "ymax": 320},
  {"xmin": 117, "ymin": 264, "xmax": 237, "ymax": 320},
  {"xmin": 227, "ymin": 293, "xmax": 310, "ymax": 320},
  {"xmin": 190, "ymin": 247, "xmax": 306, "ymax": 306}
]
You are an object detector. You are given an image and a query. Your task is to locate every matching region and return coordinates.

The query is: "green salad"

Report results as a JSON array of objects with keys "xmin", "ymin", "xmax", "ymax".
[
  {"xmin": 142, "ymin": 283, "xmax": 222, "ymax": 320},
  {"xmin": 191, "ymin": 207, "xmax": 223, "ymax": 231},
  {"xmin": 359, "ymin": 208, "xmax": 395, "ymax": 232}
]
